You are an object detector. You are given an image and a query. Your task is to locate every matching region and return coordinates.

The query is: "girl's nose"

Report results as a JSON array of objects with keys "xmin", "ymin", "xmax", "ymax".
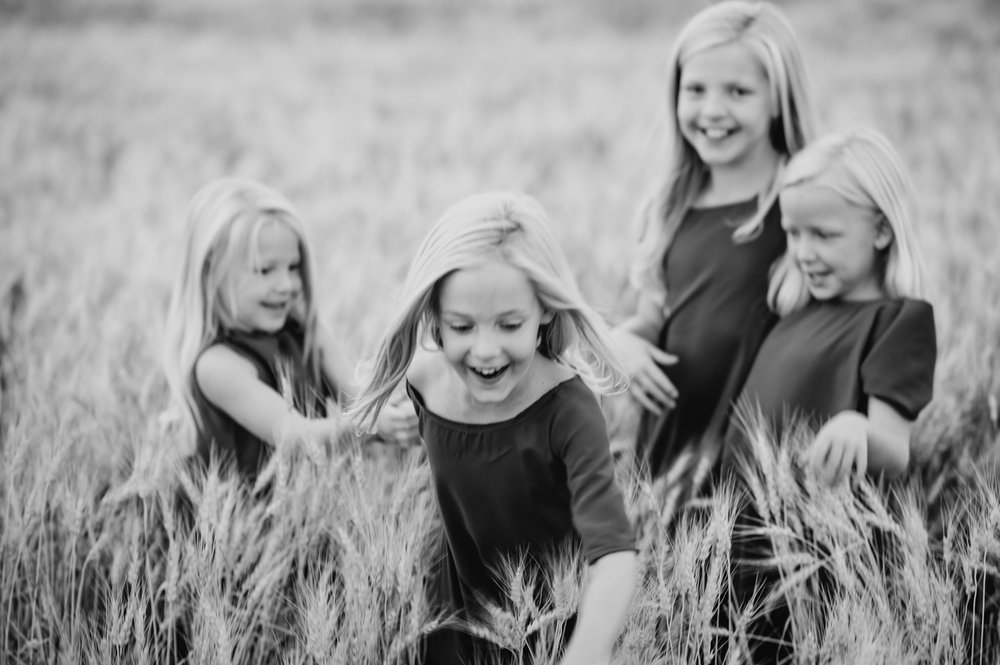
[
  {"xmin": 276, "ymin": 269, "xmax": 299, "ymax": 293},
  {"xmin": 470, "ymin": 331, "xmax": 500, "ymax": 359},
  {"xmin": 793, "ymin": 237, "xmax": 817, "ymax": 262},
  {"xmin": 701, "ymin": 90, "xmax": 727, "ymax": 117}
]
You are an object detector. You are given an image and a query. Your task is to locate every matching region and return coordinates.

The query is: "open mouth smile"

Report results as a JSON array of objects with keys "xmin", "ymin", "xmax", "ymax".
[
  {"xmin": 700, "ymin": 126, "xmax": 736, "ymax": 140},
  {"xmin": 469, "ymin": 365, "xmax": 509, "ymax": 382}
]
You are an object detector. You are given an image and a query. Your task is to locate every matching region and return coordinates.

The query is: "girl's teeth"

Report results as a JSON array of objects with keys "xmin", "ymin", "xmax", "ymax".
[{"xmin": 703, "ymin": 128, "xmax": 730, "ymax": 139}]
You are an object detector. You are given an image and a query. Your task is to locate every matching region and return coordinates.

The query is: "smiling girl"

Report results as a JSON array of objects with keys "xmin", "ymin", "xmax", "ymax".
[
  {"xmin": 351, "ymin": 191, "xmax": 637, "ymax": 665},
  {"xmin": 615, "ymin": 1, "xmax": 817, "ymax": 496},
  {"xmin": 163, "ymin": 178, "xmax": 416, "ymax": 482},
  {"xmin": 728, "ymin": 127, "xmax": 936, "ymax": 482}
]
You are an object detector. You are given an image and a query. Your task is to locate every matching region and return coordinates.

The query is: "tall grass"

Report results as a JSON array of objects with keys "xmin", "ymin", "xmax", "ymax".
[{"xmin": 2, "ymin": 0, "xmax": 999, "ymax": 662}]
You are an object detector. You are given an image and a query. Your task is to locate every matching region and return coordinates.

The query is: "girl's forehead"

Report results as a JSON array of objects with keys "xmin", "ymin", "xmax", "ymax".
[
  {"xmin": 681, "ymin": 41, "xmax": 767, "ymax": 81},
  {"xmin": 780, "ymin": 183, "xmax": 868, "ymax": 220},
  {"xmin": 437, "ymin": 260, "xmax": 540, "ymax": 313}
]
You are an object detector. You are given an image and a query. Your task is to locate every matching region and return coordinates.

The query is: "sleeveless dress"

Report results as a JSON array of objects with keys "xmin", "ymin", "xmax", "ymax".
[
  {"xmin": 637, "ymin": 197, "xmax": 785, "ymax": 482},
  {"xmin": 407, "ymin": 376, "xmax": 635, "ymax": 665},
  {"xmin": 191, "ymin": 320, "xmax": 335, "ymax": 482}
]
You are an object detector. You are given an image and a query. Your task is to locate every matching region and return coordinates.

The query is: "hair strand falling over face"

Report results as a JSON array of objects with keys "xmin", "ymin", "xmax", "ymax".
[
  {"xmin": 349, "ymin": 191, "xmax": 628, "ymax": 433},
  {"xmin": 767, "ymin": 127, "xmax": 927, "ymax": 315},
  {"xmin": 630, "ymin": 0, "xmax": 817, "ymax": 307},
  {"xmin": 162, "ymin": 178, "xmax": 322, "ymax": 436}
]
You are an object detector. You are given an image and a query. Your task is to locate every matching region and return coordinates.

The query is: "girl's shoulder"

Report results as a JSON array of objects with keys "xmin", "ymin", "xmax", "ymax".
[
  {"xmin": 406, "ymin": 344, "xmax": 444, "ymax": 396},
  {"xmin": 870, "ymin": 296, "xmax": 935, "ymax": 338},
  {"xmin": 194, "ymin": 342, "xmax": 260, "ymax": 399}
]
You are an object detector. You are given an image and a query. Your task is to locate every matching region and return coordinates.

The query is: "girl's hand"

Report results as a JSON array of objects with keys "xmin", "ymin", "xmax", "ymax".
[
  {"xmin": 808, "ymin": 411, "xmax": 868, "ymax": 485},
  {"xmin": 612, "ymin": 329, "xmax": 678, "ymax": 415},
  {"xmin": 298, "ymin": 416, "xmax": 349, "ymax": 465},
  {"xmin": 375, "ymin": 400, "xmax": 419, "ymax": 446}
]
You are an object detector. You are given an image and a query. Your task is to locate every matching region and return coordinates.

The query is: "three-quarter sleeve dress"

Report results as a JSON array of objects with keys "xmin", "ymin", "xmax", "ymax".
[{"xmin": 408, "ymin": 376, "xmax": 635, "ymax": 664}]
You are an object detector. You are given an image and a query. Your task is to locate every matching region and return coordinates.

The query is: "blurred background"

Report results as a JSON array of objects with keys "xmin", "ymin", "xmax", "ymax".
[
  {"xmin": 2, "ymin": 1, "xmax": 1000, "ymax": 662},
  {"xmin": 1, "ymin": 0, "xmax": 998, "ymax": 495}
]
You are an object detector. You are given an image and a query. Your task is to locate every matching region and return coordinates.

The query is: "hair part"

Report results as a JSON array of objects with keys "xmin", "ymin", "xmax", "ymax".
[
  {"xmin": 349, "ymin": 191, "xmax": 628, "ymax": 433},
  {"xmin": 767, "ymin": 126, "xmax": 927, "ymax": 315},
  {"xmin": 162, "ymin": 178, "xmax": 322, "ymax": 434},
  {"xmin": 631, "ymin": 0, "xmax": 816, "ymax": 303}
]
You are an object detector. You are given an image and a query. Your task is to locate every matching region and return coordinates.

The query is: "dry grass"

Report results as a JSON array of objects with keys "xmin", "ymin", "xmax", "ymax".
[{"xmin": 2, "ymin": 0, "xmax": 999, "ymax": 662}]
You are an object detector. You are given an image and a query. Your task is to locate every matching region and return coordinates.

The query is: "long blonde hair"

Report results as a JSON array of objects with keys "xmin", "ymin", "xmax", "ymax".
[
  {"xmin": 632, "ymin": 0, "xmax": 816, "ymax": 302},
  {"xmin": 768, "ymin": 127, "xmax": 927, "ymax": 316},
  {"xmin": 350, "ymin": 191, "xmax": 628, "ymax": 433},
  {"xmin": 162, "ymin": 178, "xmax": 321, "ymax": 433}
]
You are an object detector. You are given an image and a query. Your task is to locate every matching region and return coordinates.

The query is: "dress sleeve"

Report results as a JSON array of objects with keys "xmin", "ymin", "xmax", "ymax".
[
  {"xmin": 551, "ymin": 382, "xmax": 636, "ymax": 563},
  {"xmin": 860, "ymin": 299, "xmax": 937, "ymax": 420}
]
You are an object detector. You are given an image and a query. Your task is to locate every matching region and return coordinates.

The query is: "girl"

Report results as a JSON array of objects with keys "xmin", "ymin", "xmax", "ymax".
[
  {"xmin": 729, "ymin": 126, "xmax": 936, "ymax": 482},
  {"xmin": 163, "ymin": 178, "xmax": 416, "ymax": 483},
  {"xmin": 614, "ymin": 1, "xmax": 816, "ymax": 486},
  {"xmin": 724, "ymin": 127, "xmax": 936, "ymax": 664},
  {"xmin": 350, "ymin": 192, "xmax": 637, "ymax": 665}
]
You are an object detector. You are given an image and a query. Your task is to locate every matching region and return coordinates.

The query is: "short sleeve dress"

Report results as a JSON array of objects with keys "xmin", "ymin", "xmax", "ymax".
[
  {"xmin": 719, "ymin": 298, "xmax": 936, "ymax": 663},
  {"xmin": 191, "ymin": 319, "xmax": 336, "ymax": 482},
  {"xmin": 407, "ymin": 376, "xmax": 635, "ymax": 664},
  {"xmin": 724, "ymin": 297, "xmax": 937, "ymax": 469},
  {"xmin": 637, "ymin": 197, "xmax": 785, "ymax": 479}
]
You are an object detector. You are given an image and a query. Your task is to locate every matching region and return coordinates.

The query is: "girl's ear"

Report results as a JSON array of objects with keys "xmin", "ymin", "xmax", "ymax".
[
  {"xmin": 541, "ymin": 310, "xmax": 555, "ymax": 325},
  {"xmin": 874, "ymin": 220, "xmax": 894, "ymax": 250}
]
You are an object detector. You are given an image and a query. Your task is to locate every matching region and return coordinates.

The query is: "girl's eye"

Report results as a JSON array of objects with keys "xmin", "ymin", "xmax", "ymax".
[
  {"xmin": 499, "ymin": 321, "xmax": 523, "ymax": 332},
  {"xmin": 447, "ymin": 323, "xmax": 472, "ymax": 334},
  {"xmin": 730, "ymin": 86, "xmax": 751, "ymax": 97},
  {"xmin": 681, "ymin": 83, "xmax": 704, "ymax": 95},
  {"xmin": 256, "ymin": 266, "xmax": 273, "ymax": 275}
]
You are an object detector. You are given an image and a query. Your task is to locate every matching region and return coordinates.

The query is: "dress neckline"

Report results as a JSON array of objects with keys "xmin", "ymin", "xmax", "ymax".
[{"xmin": 408, "ymin": 376, "xmax": 581, "ymax": 433}]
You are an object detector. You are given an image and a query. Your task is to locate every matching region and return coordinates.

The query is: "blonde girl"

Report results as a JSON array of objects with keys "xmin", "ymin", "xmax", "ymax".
[
  {"xmin": 163, "ymin": 178, "xmax": 415, "ymax": 482},
  {"xmin": 720, "ymin": 127, "xmax": 936, "ymax": 664},
  {"xmin": 351, "ymin": 191, "xmax": 637, "ymax": 665},
  {"xmin": 730, "ymin": 127, "xmax": 935, "ymax": 482},
  {"xmin": 615, "ymin": 0, "xmax": 817, "ymax": 484}
]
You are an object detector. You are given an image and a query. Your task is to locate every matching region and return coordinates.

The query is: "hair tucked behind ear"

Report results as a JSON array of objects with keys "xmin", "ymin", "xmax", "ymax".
[
  {"xmin": 348, "ymin": 191, "xmax": 628, "ymax": 433},
  {"xmin": 768, "ymin": 127, "xmax": 927, "ymax": 316},
  {"xmin": 162, "ymin": 178, "xmax": 321, "ymax": 436},
  {"xmin": 631, "ymin": 0, "xmax": 816, "ymax": 304}
]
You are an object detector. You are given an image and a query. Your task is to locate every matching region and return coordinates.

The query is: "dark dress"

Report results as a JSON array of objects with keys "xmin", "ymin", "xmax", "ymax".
[
  {"xmin": 191, "ymin": 320, "xmax": 335, "ymax": 482},
  {"xmin": 723, "ymin": 297, "xmax": 936, "ymax": 664},
  {"xmin": 725, "ymin": 297, "xmax": 937, "ymax": 468},
  {"xmin": 637, "ymin": 197, "xmax": 786, "ymax": 480},
  {"xmin": 407, "ymin": 376, "xmax": 635, "ymax": 665}
]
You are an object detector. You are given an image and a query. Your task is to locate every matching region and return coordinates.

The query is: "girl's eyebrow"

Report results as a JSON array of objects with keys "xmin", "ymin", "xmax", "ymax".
[{"xmin": 440, "ymin": 308, "xmax": 528, "ymax": 318}]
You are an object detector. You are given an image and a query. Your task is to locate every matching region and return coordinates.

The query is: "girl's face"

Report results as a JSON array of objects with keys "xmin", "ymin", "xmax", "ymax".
[
  {"xmin": 436, "ymin": 258, "xmax": 553, "ymax": 410},
  {"xmin": 677, "ymin": 41, "xmax": 776, "ymax": 174},
  {"xmin": 780, "ymin": 184, "xmax": 891, "ymax": 302},
  {"xmin": 225, "ymin": 220, "xmax": 303, "ymax": 333}
]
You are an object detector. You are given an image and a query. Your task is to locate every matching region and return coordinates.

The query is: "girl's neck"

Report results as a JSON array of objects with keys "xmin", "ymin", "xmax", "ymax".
[{"xmin": 697, "ymin": 147, "xmax": 781, "ymax": 207}]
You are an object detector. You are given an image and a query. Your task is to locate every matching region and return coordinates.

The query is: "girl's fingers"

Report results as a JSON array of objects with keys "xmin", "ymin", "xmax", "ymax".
[
  {"xmin": 649, "ymin": 348, "xmax": 679, "ymax": 366},
  {"xmin": 854, "ymin": 444, "xmax": 868, "ymax": 481},
  {"xmin": 834, "ymin": 444, "xmax": 854, "ymax": 485},
  {"xmin": 631, "ymin": 372, "xmax": 676, "ymax": 412},
  {"xmin": 644, "ymin": 370, "xmax": 678, "ymax": 403},
  {"xmin": 808, "ymin": 432, "xmax": 831, "ymax": 475},
  {"xmin": 630, "ymin": 385, "xmax": 663, "ymax": 416}
]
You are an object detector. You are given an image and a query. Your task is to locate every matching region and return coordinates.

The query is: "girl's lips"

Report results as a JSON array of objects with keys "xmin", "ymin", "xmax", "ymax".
[{"xmin": 469, "ymin": 365, "xmax": 509, "ymax": 383}]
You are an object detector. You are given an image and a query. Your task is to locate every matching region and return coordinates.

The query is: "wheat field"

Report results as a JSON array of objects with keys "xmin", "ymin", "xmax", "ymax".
[{"xmin": 1, "ymin": 0, "xmax": 999, "ymax": 663}]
